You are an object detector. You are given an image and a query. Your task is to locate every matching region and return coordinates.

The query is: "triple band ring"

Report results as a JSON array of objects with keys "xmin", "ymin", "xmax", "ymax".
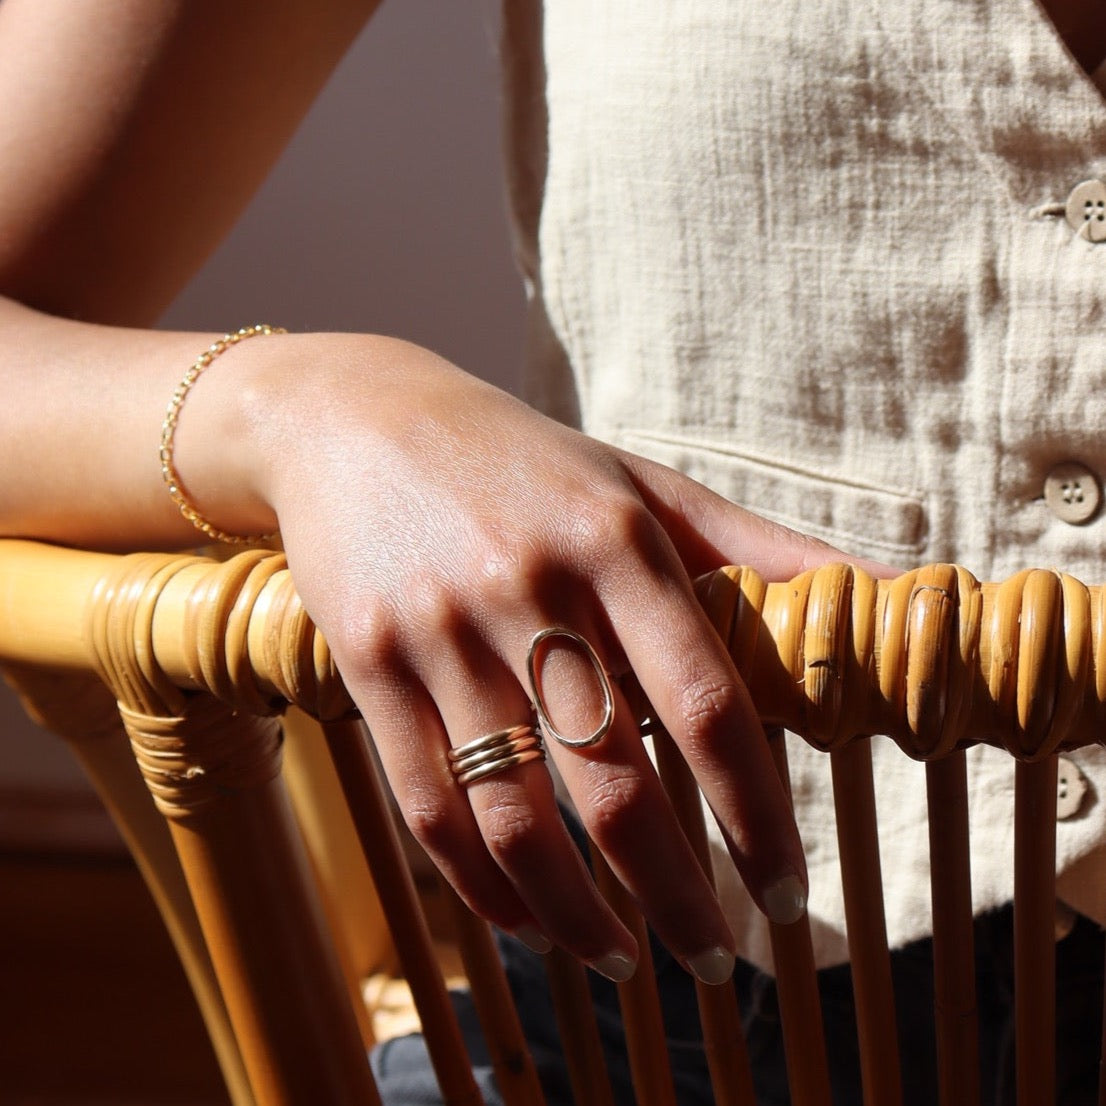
[{"xmin": 448, "ymin": 722, "xmax": 546, "ymax": 787}]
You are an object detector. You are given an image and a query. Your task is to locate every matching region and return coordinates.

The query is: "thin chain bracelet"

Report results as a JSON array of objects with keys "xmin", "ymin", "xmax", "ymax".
[{"xmin": 160, "ymin": 324, "xmax": 287, "ymax": 545}]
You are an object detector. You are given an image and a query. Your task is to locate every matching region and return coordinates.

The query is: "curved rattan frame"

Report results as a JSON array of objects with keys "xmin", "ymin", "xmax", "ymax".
[{"xmin": 1, "ymin": 539, "xmax": 1100, "ymax": 1105}]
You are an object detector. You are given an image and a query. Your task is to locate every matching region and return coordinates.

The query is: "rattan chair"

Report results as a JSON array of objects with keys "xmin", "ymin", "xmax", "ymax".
[{"xmin": 0, "ymin": 540, "xmax": 1099, "ymax": 1105}]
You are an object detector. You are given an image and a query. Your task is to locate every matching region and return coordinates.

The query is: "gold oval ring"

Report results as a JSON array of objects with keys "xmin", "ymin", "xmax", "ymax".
[{"xmin": 526, "ymin": 627, "xmax": 616, "ymax": 749}]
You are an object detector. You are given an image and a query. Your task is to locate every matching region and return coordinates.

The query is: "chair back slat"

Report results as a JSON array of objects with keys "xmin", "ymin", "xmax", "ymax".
[
  {"xmin": 694, "ymin": 978, "xmax": 757, "ymax": 1106},
  {"xmin": 543, "ymin": 947, "xmax": 618, "ymax": 1106},
  {"xmin": 440, "ymin": 880, "xmax": 547, "ymax": 1105},
  {"xmin": 766, "ymin": 729, "xmax": 834, "ymax": 1106},
  {"xmin": 1014, "ymin": 757, "xmax": 1059, "ymax": 1105},
  {"xmin": 830, "ymin": 739, "xmax": 904, "ymax": 1106},
  {"xmin": 769, "ymin": 911, "xmax": 835, "ymax": 1106},
  {"xmin": 282, "ymin": 713, "xmax": 383, "ymax": 1052},
  {"xmin": 321, "ymin": 719, "xmax": 486, "ymax": 1106},
  {"xmin": 651, "ymin": 728, "xmax": 757, "ymax": 1105},
  {"xmin": 589, "ymin": 847, "xmax": 678, "ymax": 1106},
  {"xmin": 925, "ymin": 752, "xmax": 981, "ymax": 1106},
  {"xmin": 282, "ymin": 708, "xmax": 394, "ymax": 999}
]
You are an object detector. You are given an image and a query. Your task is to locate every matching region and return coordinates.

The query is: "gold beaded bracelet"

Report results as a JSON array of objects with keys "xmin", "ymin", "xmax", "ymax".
[{"xmin": 160, "ymin": 324, "xmax": 287, "ymax": 545}]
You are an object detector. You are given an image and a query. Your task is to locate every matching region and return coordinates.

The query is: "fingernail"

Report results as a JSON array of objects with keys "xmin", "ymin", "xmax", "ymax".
[
  {"xmin": 514, "ymin": 925, "xmax": 553, "ymax": 955},
  {"xmin": 588, "ymin": 952, "xmax": 637, "ymax": 982},
  {"xmin": 685, "ymin": 946, "xmax": 735, "ymax": 986},
  {"xmin": 764, "ymin": 872, "xmax": 807, "ymax": 925}
]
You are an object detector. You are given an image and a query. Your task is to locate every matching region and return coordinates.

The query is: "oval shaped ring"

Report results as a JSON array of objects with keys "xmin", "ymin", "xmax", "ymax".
[{"xmin": 526, "ymin": 627, "xmax": 616, "ymax": 749}]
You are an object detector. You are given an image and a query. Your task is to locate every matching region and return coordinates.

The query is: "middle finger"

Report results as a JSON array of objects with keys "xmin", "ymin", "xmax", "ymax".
[{"xmin": 522, "ymin": 618, "xmax": 739, "ymax": 985}]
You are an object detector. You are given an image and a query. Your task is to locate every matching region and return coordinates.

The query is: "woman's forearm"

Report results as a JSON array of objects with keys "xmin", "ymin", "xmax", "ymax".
[{"xmin": 0, "ymin": 297, "xmax": 242, "ymax": 547}]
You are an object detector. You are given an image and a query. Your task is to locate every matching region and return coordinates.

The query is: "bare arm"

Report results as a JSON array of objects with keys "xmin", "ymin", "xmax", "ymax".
[{"xmin": 0, "ymin": 0, "xmax": 376, "ymax": 546}]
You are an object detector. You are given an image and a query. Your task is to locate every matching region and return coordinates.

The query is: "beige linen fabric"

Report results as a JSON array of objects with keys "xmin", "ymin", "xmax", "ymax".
[{"xmin": 503, "ymin": 0, "xmax": 1106, "ymax": 969}]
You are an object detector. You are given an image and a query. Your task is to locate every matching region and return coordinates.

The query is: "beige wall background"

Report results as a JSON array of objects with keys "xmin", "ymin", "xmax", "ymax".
[{"xmin": 0, "ymin": 0, "xmax": 525, "ymax": 848}]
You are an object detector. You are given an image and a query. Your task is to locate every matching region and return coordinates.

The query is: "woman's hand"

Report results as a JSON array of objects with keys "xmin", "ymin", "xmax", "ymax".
[{"xmin": 182, "ymin": 331, "xmax": 859, "ymax": 983}]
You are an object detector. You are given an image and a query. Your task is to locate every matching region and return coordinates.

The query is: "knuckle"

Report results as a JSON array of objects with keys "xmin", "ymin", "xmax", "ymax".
[
  {"xmin": 473, "ymin": 540, "xmax": 548, "ymax": 608},
  {"xmin": 583, "ymin": 770, "xmax": 653, "ymax": 851},
  {"xmin": 610, "ymin": 499, "xmax": 660, "ymax": 549},
  {"xmin": 676, "ymin": 675, "xmax": 746, "ymax": 755},
  {"xmin": 404, "ymin": 584, "xmax": 468, "ymax": 640},
  {"xmin": 325, "ymin": 602, "xmax": 401, "ymax": 682},
  {"xmin": 567, "ymin": 496, "xmax": 657, "ymax": 570},
  {"xmin": 479, "ymin": 799, "xmax": 545, "ymax": 870},
  {"xmin": 404, "ymin": 794, "xmax": 465, "ymax": 860}
]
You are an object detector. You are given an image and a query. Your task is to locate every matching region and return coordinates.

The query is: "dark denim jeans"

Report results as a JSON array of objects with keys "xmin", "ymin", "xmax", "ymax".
[{"xmin": 371, "ymin": 906, "xmax": 1104, "ymax": 1105}]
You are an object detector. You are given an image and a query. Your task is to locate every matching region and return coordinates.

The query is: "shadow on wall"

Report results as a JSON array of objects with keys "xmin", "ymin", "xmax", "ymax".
[{"xmin": 1, "ymin": 0, "xmax": 526, "ymax": 852}]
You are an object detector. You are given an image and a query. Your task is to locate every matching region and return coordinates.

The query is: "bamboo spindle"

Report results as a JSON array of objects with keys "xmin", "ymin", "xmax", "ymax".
[
  {"xmin": 437, "ymin": 877, "xmax": 548, "ymax": 1106},
  {"xmin": 587, "ymin": 845, "xmax": 677, "ymax": 1106},
  {"xmin": 764, "ymin": 728, "xmax": 834, "ymax": 1106},
  {"xmin": 829, "ymin": 738, "xmax": 903, "ymax": 1106},
  {"xmin": 321, "ymin": 719, "xmax": 486, "ymax": 1106},
  {"xmin": 280, "ymin": 709, "xmax": 385, "ymax": 1051},
  {"xmin": 542, "ymin": 947, "xmax": 617, "ymax": 1106},
  {"xmin": 1014, "ymin": 757, "xmax": 1058, "ymax": 1105},
  {"xmin": 651, "ymin": 726, "xmax": 757, "ymax": 1106},
  {"xmin": 925, "ymin": 752, "xmax": 981, "ymax": 1106}
]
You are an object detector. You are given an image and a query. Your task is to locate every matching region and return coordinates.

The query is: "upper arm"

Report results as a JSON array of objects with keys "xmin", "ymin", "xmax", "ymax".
[{"xmin": 0, "ymin": 0, "xmax": 380, "ymax": 325}]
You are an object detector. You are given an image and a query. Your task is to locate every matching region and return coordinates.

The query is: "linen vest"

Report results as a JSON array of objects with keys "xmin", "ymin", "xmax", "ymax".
[{"xmin": 501, "ymin": 0, "xmax": 1106, "ymax": 968}]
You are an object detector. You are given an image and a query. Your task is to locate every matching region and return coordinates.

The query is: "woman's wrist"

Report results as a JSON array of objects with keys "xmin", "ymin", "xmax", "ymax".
[
  {"xmin": 160, "ymin": 326, "xmax": 286, "ymax": 544},
  {"xmin": 166, "ymin": 327, "xmax": 294, "ymax": 543}
]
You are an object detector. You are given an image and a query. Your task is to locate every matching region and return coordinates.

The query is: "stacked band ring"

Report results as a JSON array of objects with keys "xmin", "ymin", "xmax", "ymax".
[{"xmin": 448, "ymin": 722, "xmax": 546, "ymax": 787}]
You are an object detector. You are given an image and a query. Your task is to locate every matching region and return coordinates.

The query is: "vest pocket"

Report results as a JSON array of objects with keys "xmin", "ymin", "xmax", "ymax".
[{"xmin": 617, "ymin": 429, "xmax": 928, "ymax": 562}]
